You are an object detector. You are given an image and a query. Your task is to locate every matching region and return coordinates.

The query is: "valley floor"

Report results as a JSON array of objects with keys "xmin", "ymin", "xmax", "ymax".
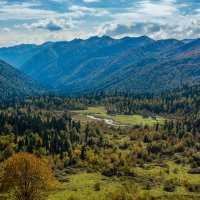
[
  {"xmin": 49, "ymin": 162, "xmax": 200, "ymax": 200},
  {"xmin": 72, "ymin": 106, "xmax": 165, "ymax": 126},
  {"xmin": 0, "ymin": 91, "xmax": 199, "ymax": 200}
]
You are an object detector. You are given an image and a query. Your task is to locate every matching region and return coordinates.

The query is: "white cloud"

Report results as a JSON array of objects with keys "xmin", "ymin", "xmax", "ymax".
[
  {"xmin": 0, "ymin": 29, "xmax": 89, "ymax": 47},
  {"xmin": 94, "ymin": 0, "xmax": 200, "ymax": 40},
  {"xmin": 18, "ymin": 17, "xmax": 80, "ymax": 32},
  {"xmin": 2, "ymin": 27, "xmax": 10, "ymax": 32},
  {"xmin": 135, "ymin": 0, "xmax": 177, "ymax": 17},
  {"xmin": 51, "ymin": 0, "xmax": 69, "ymax": 2},
  {"xmin": 68, "ymin": 5, "xmax": 109, "ymax": 16},
  {"xmin": 69, "ymin": 5, "xmax": 95, "ymax": 12},
  {"xmin": 83, "ymin": 0, "xmax": 99, "ymax": 3},
  {"xmin": 0, "ymin": 0, "xmax": 200, "ymax": 46},
  {"xmin": 0, "ymin": 2, "xmax": 56, "ymax": 20}
]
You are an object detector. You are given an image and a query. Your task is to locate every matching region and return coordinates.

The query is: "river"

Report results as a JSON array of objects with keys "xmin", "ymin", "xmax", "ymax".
[{"xmin": 79, "ymin": 114, "xmax": 128, "ymax": 127}]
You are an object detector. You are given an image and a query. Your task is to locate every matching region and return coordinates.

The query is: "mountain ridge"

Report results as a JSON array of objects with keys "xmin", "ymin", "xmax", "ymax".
[{"xmin": 0, "ymin": 35, "xmax": 200, "ymax": 95}]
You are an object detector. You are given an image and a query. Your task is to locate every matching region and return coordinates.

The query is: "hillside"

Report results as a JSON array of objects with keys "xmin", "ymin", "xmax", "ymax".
[
  {"xmin": 0, "ymin": 42, "xmax": 53, "ymax": 69},
  {"xmin": 97, "ymin": 39, "xmax": 200, "ymax": 93},
  {"xmin": 0, "ymin": 60, "xmax": 43, "ymax": 99},
  {"xmin": 21, "ymin": 36, "xmax": 153, "ymax": 86},
  {"xmin": 1, "ymin": 36, "xmax": 199, "ymax": 95}
]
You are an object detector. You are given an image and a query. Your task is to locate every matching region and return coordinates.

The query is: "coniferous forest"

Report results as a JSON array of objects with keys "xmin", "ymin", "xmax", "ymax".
[{"xmin": 0, "ymin": 84, "xmax": 199, "ymax": 200}]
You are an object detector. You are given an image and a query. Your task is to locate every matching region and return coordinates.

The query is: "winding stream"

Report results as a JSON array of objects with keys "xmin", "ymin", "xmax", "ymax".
[{"xmin": 80, "ymin": 114, "xmax": 128, "ymax": 126}]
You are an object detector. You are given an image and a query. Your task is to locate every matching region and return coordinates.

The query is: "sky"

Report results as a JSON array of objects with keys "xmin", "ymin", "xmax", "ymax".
[{"xmin": 0, "ymin": 0, "xmax": 200, "ymax": 47}]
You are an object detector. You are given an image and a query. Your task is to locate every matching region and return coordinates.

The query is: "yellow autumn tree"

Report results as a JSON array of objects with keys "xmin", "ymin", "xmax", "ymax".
[{"xmin": 0, "ymin": 152, "xmax": 56, "ymax": 200}]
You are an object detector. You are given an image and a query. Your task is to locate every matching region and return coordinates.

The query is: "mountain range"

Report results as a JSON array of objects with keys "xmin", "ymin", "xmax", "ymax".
[{"xmin": 0, "ymin": 35, "xmax": 200, "ymax": 96}]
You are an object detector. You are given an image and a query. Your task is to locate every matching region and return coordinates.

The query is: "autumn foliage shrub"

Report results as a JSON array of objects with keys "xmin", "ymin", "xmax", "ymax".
[{"xmin": 0, "ymin": 152, "xmax": 56, "ymax": 200}]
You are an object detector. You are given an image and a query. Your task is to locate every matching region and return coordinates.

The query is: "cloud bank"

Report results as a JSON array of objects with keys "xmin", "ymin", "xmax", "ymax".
[{"xmin": 0, "ymin": 0, "xmax": 200, "ymax": 46}]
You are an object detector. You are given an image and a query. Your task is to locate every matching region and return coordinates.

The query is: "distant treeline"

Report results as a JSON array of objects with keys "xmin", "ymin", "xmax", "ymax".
[{"xmin": 84, "ymin": 84, "xmax": 200, "ymax": 116}]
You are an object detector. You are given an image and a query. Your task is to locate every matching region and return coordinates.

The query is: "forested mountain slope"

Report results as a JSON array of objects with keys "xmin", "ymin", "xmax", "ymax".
[
  {"xmin": 0, "ymin": 42, "xmax": 53, "ymax": 69},
  {"xmin": 20, "ymin": 36, "xmax": 153, "ymax": 85},
  {"xmin": 0, "ymin": 60, "xmax": 43, "ymax": 99},
  {"xmin": 0, "ymin": 36, "xmax": 199, "ymax": 95}
]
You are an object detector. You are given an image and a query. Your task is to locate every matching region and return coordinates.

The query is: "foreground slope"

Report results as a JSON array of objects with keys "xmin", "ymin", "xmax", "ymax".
[{"xmin": 0, "ymin": 60, "xmax": 43, "ymax": 99}]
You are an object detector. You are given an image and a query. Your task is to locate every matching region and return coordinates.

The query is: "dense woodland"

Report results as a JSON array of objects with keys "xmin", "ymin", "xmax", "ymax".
[
  {"xmin": 86, "ymin": 84, "xmax": 200, "ymax": 115},
  {"xmin": 0, "ymin": 84, "xmax": 200, "ymax": 199},
  {"xmin": 0, "ymin": 60, "xmax": 43, "ymax": 100}
]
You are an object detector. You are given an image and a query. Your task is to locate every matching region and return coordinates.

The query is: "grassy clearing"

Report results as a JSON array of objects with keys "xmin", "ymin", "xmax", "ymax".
[
  {"xmin": 135, "ymin": 162, "xmax": 200, "ymax": 184},
  {"xmin": 49, "ymin": 162, "xmax": 200, "ymax": 200},
  {"xmin": 73, "ymin": 106, "xmax": 165, "ymax": 126},
  {"xmin": 48, "ymin": 172, "xmax": 121, "ymax": 200},
  {"xmin": 133, "ymin": 162, "xmax": 200, "ymax": 198}
]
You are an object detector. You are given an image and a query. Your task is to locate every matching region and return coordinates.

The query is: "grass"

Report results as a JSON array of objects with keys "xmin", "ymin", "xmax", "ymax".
[
  {"xmin": 49, "ymin": 162, "xmax": 200, "ymax": 200},
  {"xmin": 134, "ymin": 162, "xmax": 200, "ymax": 184},
  {"xmin": 133, "ymin": 161, "xmax": 200, "ymax": 198},
  {"xmin": 73, "ymin": 106, "xmax": 165, "ymax": 126},
  {"xmin": 164, "ymin": 162, "xmax": 200, "ymax": 186},
  {"xmin": 48, "ymin": 172, "xmax": 121, "ymax": 200}
]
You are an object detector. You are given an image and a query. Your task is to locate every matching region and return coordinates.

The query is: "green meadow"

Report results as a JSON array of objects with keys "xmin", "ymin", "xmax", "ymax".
[
  {"xmin": 73, "ymin": 106, "xmax": 165, "ymax": 126},
  {"xmin": 49, "ymin": 162, "xmax": 200, "ymax": 200}
]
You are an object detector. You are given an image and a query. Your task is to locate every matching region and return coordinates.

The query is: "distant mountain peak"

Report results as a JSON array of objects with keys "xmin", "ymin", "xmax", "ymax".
[
  {"xmin": 100, "ymin": 35, "xmax": 113, "ymax": 39},
  {"xmin": 87, "ymin": 35, "xmax": 114, "ymax": 41},
  {"xmin": 138, "ymin": 35, "xmax": 153, "ymax": 40}
]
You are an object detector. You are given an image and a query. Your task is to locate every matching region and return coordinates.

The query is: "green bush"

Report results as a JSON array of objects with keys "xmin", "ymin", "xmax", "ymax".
[
  {"xmin": 94, "ymin": 182, "xmax": 101, "ymax": 191},
  {"xmin": 163, "ymin": 184, "xmax": 176, "ymax": 192}
]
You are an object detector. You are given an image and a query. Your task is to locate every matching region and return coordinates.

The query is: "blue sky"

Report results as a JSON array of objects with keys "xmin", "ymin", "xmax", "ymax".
[{"xmin": 0, "ymin": 0, "xmax": 200, "ymax": 46}]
